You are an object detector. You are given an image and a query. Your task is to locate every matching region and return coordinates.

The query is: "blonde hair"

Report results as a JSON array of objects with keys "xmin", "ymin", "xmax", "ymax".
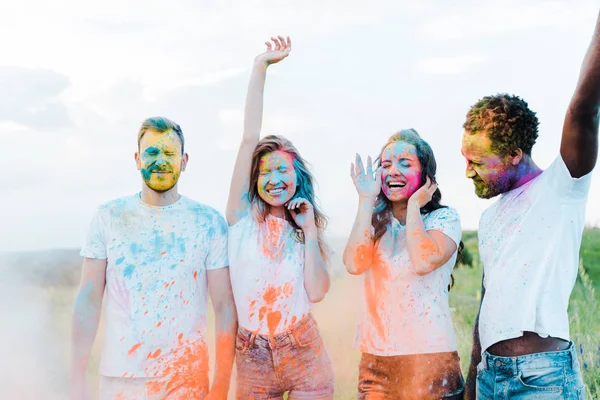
[{"xmin": 137, "ymin": 117, "xmax": 185, "ymax": 153}]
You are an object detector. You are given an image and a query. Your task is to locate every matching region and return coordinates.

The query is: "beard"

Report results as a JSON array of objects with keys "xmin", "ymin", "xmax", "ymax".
[
  {"xmin": 142, "ymin": 170, "xmax": 180, "ymax": 193},
  {"xmin": 472, "ymin": 176, "xmax": 514, "ymax": 199}
]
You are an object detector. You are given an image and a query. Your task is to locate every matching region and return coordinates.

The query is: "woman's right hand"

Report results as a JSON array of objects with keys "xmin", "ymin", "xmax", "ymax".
[
  {"xmin": 351, "ymin": 154, "xmax": 382, "ymax": 200},
  {"xmin": 254, "ymin": 36, "xmax": 291, "ymax": 67}
]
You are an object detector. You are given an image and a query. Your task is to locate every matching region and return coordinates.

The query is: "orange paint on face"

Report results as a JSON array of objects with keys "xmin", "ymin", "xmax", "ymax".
[{"xmin": 128, "ymin": 342, "xmax": 143, "ymax": 356}]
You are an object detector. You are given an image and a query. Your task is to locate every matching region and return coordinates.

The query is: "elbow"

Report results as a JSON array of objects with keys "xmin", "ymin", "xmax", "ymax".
[
  {"xmin": 342, "ymin": 251, "xmax": 369, "ymax": 275},
  {"xmin": 569, "ymin": 98, "xmax": 600, "ymax": 119},
  {"xmin": 307, "ymin": 291, "xmax": 327, "ymax": 303}
]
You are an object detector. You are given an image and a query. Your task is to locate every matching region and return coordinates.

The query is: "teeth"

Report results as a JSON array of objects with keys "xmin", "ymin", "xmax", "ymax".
[{"xmin": 269, "ymin": 188, "xmax": 284, "ymax": 194}]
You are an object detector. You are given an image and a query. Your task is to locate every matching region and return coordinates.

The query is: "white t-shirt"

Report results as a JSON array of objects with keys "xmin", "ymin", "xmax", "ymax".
[
  {"xmin": 80, "ymin": 193, "xmax": 228, "ymax": 378},
  {"xmin": 228, "ymin": 212, "xmax": 311, "ymax": 336},
  {"xmin": 355, "ymin": 207, "xmax": 462, "ymax": 356},
  {"xmin": 478, "ymin": 155, "xmax": 593, "ymax": 353}
]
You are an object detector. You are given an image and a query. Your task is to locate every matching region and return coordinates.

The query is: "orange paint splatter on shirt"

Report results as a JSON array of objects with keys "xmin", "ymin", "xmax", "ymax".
[
  {"xmin": 128, "ymin": 342, "xmax": 143, "ymax": 356},
  {"xmin": 147, "ymin": 349, "xmax": 162, "ymax": 359},
  {"xmin": 193, "ymin": 271, "xmax": 198, "ymax": 280}
]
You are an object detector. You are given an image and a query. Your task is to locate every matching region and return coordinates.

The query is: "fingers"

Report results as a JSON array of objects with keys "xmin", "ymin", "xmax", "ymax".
[
  {"xmin": 374, "ymin": 167, "xmax": 382, "ymax": 183},
  {"xmin": 355, "ymin": 153, "xmax": 365, "ymax": 176},
  {"xmin": 270, "ymin": 37, "xmax": 281, "ymax": 51},
  {"xmin": 366, "ymin": 155, "xmax": 373, "ymax": 176},
  {"xmin": 350, "ymin": 162, "xmax": 356, "ymax": 180}
]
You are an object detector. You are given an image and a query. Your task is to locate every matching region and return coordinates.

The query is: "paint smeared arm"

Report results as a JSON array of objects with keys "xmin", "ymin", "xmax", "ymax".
[
  {"xmin": 226, "ymin": 36, "xmax": 292, "ymax": 225},
  {"xmin": 207, "ymin": 267, "xmax": 238, "ymax": 399},
  {"xmin": 70, "ymin": 257, "xmax": 106, "ymax": 400},
  {"xmin": 465, "ymin": 275, "xmax": 485, "ymax": 400},
  {"xmin": 302, "ymin": 228, "xmax": 330, "ymax": 303},
  {"xmin": 561, "ymin": 9, "xmax": 600, "ymax": 178},
  {"xmin": 343, "ymin": 154, "xmax": 381, "ymax": 275},
  {"xmin": 405, "ymin": 178, "xmax": 457, "ymax": 275}
]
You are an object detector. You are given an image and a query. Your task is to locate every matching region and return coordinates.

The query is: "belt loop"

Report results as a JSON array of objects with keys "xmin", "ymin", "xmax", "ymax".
[
  {"xmin": 571, "ymin": 342, "xmax": 577, "ymax": 370},
  {"xmin": 249, "ymin": 332, "xmax": 256, "ymax": 347},
  {"xmin": 482, "ymin": 352, "xmax": 488, "ymax": 371}
]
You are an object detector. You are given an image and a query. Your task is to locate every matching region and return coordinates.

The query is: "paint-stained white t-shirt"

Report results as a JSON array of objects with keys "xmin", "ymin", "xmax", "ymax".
[
  {"xmin": 355, "ymin": 207, "xmax": 462, "ymax": 356},
  {"xmin": 478, "ymin": 155, "xmax": 593, "ymax": 353},
  {"xmin": 228, "ymin": 212, "xmax": 311, "ymax": 336},
  {"xmin": 80, "ymin": 193, "xmax": 228, "ymax": 378}
]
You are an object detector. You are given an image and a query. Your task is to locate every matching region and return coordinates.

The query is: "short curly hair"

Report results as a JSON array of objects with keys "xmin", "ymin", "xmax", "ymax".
[{"xmin": 463, "ymin": 94, "xmax": 539, "ymax": 156}]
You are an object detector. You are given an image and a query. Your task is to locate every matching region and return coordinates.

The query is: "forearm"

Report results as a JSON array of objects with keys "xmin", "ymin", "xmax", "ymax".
[
  {"xmin": 303, "ymin": 229, "xmax": 330, "ymax": 303},
  {"xmin": 70, "ymin": 285, "xmax": 102, "ymax": 381},
  {"xmin": 571, "ymin": 11, "xmax": 600, "ymax": 114},
  {"xmin": 405, "ymin": 202, "xmax": 443, "ymax": 275},
  {"xmin": 243, "ymin": 60, "xmax": 268, "ymax": 141},
  {"xmin": 465, "ymin": 313, "xmax": 482, "ymax": 399},
  {"xmin": 210, "ymin": 304, "xmax": 237, "ymax": 396},
  {"xmin": 343, "ymin": 197, "xmax": 376, "ymax": 274}
]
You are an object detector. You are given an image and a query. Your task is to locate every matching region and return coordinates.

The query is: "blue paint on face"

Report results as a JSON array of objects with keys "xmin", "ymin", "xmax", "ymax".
[{"xmin": 124, "ymin": 264, "xmax": 135, "ymax": 279}]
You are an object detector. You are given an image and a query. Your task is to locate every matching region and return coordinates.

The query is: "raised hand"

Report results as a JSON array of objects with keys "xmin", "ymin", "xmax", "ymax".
[
  {"xmin": 408, "ymin": 176, "xmax": 437, "ymax": 208},
  {"xmin": 287, "ymin": 197, "xmax": 316, "ymax": 232},
  {"xmin": 351, "ymin": 154, "xmax": 382, "ymax": 200},
  {"xmin": 255, "ymin": 36, "xmax": 292, "ymax": 67}
]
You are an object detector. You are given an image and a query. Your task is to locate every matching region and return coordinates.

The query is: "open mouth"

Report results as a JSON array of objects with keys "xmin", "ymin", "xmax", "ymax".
[
  {"xmin": 267, "ymin": 187, "xmax": 286, "ymax": 195},
  {"xmin": 387, "ymin": 181, "xmax": 407, "ymax": 189}
]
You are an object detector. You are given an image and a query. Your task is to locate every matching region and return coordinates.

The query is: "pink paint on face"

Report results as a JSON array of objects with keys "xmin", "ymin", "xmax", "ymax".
[
  {"xmin": 257, "ymin": 151, "xmax": 297, "ymax": 207},
  {"xmin": 380, "ymin": 141, "xmax": 422, "ymax": 202},
  {"xmin": 461, "ymin": 131, "xmax": 516, "ymax": 199}
]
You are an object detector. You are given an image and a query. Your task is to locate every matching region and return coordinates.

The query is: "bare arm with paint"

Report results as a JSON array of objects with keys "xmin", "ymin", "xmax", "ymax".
[
  {"xmin": 405, "ymin": 178, "xmax": 457, "ymax": 276},
  {"xmin": 343, "ymin": 154, "xmax": 382, "ymax": 275},
  {"xmin": 206, "ymin": 268, "xmax": 237, "ymax": 399},
  {"xmin": 70, "ymin": 257, "xmax": 107, "ymax": 400},
  {"xmin": 561, "ymin": 9, "xmax": 600, "ymax": 178},
  {"xmin": 287, "ymin": 198, "xmax": 330, "ymax": 302},
  {"xmin": 465, "ymin": 275, "xmax": 485, "ymax": 400},
  {"xmin": 226, "ymin": 36, "xmax": 292, "ymax": 225}
]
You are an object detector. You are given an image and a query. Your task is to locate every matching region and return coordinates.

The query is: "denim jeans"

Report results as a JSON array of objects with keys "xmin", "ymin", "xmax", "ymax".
[
  {"xmin": 358, "ymin": 351, "xmax": 464, "ymax": 399},
  {"xmin": 235, "ymin": 314, "xmax": 335, "ymax": 399},
  {"xmin": 476, "ymin": 342, "xmax": 586, "ymax": 399}
]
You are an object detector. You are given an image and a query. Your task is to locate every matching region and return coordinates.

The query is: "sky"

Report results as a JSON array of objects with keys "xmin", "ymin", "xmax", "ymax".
[{"xmin": 1, "ymin": 0, "xmax": 599, "ymax": 253}]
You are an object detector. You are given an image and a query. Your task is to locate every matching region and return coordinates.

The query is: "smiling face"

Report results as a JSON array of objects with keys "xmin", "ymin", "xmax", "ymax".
[
  {"xmin": 256, "ymin": 150, "xmax": 297, "ymax": 206},
  {"xmin": 380, "ymin": 141, "xmax": 422, "ymax": 202},
  {"xmin": 461, "ymin": 131, "xmax": 517, "ymax": 199},
  {"xmin": 135, "ymin": 129, "xmax": 187, "ymax": 193}
]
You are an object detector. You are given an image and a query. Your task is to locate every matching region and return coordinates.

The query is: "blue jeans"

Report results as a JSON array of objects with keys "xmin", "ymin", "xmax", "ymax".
[{"xmin": 476, "ymin": 342, "xmax": 586, "ymax": 399}]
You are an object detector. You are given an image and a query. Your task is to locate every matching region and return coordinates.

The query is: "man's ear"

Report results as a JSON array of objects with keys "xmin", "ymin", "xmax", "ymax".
[
  {"xmin": 135, "ymin": 152, "xmax": 141, "ymax": 170},
  {"xmin": 510, "ymin": 148, "xmax": 523, "ymax": 166},
  {"xmin": 181, "ymin": 153, "xmax": 189, "ymax": 171}
]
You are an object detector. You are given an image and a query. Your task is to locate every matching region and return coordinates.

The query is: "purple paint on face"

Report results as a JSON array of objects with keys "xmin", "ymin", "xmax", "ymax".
[
  {"xmin": 461, "ymin": 132, "xmax": 516, "ymax": 199},
  {"xmin": 257, "ymin": 151, "xmax": 297, "ymax": 207},
  {"xmin": 380, "ymin": 141, "xmax": 422, "ymax": 202}
]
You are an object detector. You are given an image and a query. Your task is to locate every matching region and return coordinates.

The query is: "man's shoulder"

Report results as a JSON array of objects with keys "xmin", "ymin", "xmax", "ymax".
[
  {"xmin": 180, "ymin": 196, "xmax": 227, "ymax": 226},
  {"xmin": 96, "ymin": 194, "xmax": 139, "ymax": 214}
]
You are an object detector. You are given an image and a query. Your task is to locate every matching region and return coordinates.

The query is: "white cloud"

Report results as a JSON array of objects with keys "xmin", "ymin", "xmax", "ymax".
[{"xmin": 415, "ymin": 55, "xmax": 485, "ymax": 75}]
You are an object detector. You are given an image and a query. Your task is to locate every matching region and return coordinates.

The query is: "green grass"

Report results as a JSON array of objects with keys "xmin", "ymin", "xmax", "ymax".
[{"xmin": 41, "ymin": 229, "xmax": 599, "ymax": 399}]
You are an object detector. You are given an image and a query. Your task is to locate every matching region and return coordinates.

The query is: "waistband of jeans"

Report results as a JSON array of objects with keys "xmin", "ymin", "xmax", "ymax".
[
  {"xmin": 481, "ymin": 341, "xmax": 577, "ymax": 373},
  {"xmin": 238, "ymin": 313, "xmax": 317, "ymax": 345}
]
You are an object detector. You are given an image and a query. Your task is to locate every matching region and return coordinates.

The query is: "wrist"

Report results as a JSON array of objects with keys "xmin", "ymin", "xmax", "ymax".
[
  {"xmin": 303, "ymin": 227, "xmax": 318, "ymax": 238},
  {"xmin": 253, "ymin": 58, "xmax": 269, "ymax": 71},
  {"xmin": 358, "ymin": 196, "xmax": 377, "ymax": 206}
]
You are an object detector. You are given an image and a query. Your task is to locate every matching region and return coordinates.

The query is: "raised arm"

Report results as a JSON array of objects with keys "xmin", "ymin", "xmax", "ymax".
[
  {"xmin": 405, "ymin": 178, "xmax": 458, "ymax": 276},
  {"xmin": 343, "ymin": 155, "xmax": 382, "ymax": 275},
  {"xmin": 561, "ymin": 9, "xmax": 600, "ymax": 178},
  {"xmin": 226, "ymin": 36, "xmax": 292, "ymax": 225},
  {"xmin": 70, "ymin": 257, "xmax": 107, "ymax": 400}
]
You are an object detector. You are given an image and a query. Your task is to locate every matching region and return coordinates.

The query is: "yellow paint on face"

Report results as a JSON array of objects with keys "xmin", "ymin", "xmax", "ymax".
[
  {"xmin": 257, "ymin": 151, "xmax": 297, "ymax": 206},
  {"xmin": 137, "ymin": 129, "xmax": 184, "ymax": 193}
]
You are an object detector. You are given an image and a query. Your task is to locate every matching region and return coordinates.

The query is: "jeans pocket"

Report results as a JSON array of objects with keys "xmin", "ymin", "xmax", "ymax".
[
  {"xmin": 235, "ymin": 331, "xmax": 250, "ymax": 354},
  {"xmin": 292, "ymin": 324, "xmax": 321, "ymax": 347},
  {"xmin": 517, "ymin": 365, "xmax": 565, "ymax": 392}
]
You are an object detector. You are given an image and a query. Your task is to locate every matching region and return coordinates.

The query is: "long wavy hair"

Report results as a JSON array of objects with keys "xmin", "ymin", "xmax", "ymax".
[
  {"xmin": 372, "ymin": 129, "xmax": 463, "ymax": 288},
  {"xmin": 248, "ymin": 135, "xmax": 330, "ymax": 263}
]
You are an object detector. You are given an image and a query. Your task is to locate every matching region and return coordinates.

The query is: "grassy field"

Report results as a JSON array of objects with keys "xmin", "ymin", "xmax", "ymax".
[{"xmin": 34, "ymin": 228, "xmax": 600, "ymax": 399}]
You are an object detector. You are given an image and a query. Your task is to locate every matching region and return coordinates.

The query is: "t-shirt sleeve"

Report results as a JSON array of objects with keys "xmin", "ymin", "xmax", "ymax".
[
  {"xmin": 545, "ymin": 154, "xmax": 593, "ymax": 200},
  {"xmin": 80, "ymin": 208, "xmax": 107, "ymax": 259},
  {"xmin": 424, "ymin": 207, "xmax": 462, "ymax": 247},
  {"xmin": 206, "ymin": 212, "xmax": 229, "ymax": 270}
]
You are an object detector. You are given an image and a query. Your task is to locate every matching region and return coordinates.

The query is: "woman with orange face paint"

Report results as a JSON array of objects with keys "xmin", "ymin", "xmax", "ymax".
[
  {"xmin": 225, "ymin": 36, "xmax": 334, "ymax": 400},
  {"xmin": 344, "ymin": 129, "xmax": 465, "ymax": 399}
]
